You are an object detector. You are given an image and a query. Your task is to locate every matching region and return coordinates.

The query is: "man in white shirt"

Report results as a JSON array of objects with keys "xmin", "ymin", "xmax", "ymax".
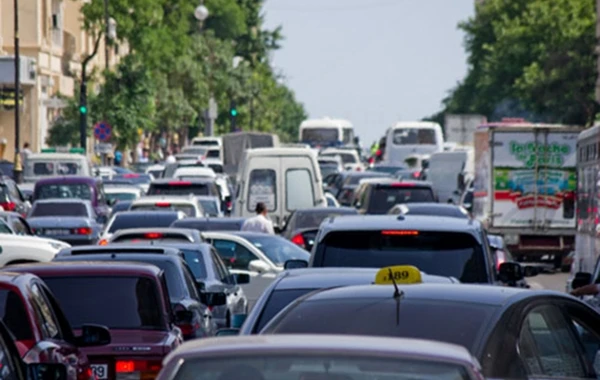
[{"xmin": 242, "ymin": 202, "xmax": 275, "ymax": 234}]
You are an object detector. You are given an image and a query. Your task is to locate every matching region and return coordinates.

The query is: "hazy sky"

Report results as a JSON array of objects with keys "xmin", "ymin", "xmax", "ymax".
[{"xmin": 262, "ymin": 0, "xmax": 475, "ymax": 145}]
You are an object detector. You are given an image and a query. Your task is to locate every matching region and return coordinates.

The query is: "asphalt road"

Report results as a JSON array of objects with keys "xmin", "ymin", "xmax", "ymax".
[{"xmin": 528, "ymin": 271, "xmax": 569, "ymax": 292}]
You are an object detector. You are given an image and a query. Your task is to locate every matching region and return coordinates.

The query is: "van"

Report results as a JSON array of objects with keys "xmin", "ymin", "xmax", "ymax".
[
  {"xmin": 234, "ymin": 148, "xmax": 326, "ymax": 229},
  {"xmin": 383, "ymin": 122, "xmax": 444, "ymax": 164},
  {"xmin": 427, "ymin": 149, "xmax": 474, "ymax": 203},
  {"xmin": 24, "ymin": 153, "xmax": 92, "ymax": 183}
]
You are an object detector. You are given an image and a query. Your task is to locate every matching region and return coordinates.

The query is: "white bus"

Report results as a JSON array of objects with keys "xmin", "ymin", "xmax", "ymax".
[
  {"xmin": 383, "ymin": 121, "xmax": 444, "ymax": 164},
  {"xmin": 299, "ymin": 118, "xmax": 354, "ymax": 148}
]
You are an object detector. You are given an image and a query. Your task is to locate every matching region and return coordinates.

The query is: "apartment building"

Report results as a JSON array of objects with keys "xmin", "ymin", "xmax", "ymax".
[{"xmin": 0, "ymin": 0, "xmax": 125, "ymax": 162}]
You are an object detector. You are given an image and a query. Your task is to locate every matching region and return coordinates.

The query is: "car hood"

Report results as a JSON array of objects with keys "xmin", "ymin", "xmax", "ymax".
[
  {"xmin": 0, "ymin": 234, "xmax": 70, "ymax": 249},
  {"xmin": 76, "ymin": 329, "xmax": 176, "ymax": 357},
  {"xmin": 28, "ymin": 217, "xmax": 95, "ymax": 228}
]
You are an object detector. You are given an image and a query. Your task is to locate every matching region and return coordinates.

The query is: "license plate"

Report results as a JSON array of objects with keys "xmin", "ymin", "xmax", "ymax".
[
  {"xmin": 91, "ymin": 364, "xmax": 108, "ymax": 380},
  {"xmin": 46, "ymin": 229, "xmax": 70, "ymax": 235}
]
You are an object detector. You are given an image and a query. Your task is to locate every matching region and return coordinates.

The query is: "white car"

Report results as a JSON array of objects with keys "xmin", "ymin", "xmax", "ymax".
[
  {"xmin": 145, "ymin": 164, "xmax": 165, "ymax": 179},
  {"xmin": 320, "ymin": 148, "xmax": 364, "ymax": 171},
  {"xmin": 130, "ymin": 195, "xmax": 204, "ymax": 217},
  {"xmin": 172, "ymin": 166, "xmax": 216, "ymax": 179},
  {"xmin": 0, "ymin": 234, "xmax": 70, "ymax": 266},
  {"xmin": 104, "ymin": 186, "xmax": 145, "ymax": 203}
]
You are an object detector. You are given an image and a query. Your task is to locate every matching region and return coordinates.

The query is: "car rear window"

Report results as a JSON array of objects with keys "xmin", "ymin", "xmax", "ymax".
[
  {"xmin": 108, "ymin": 214, "xmax": 179, "ymax": 233},
  {"xmin": 31, "ymin": 202, "xmax": 88, "ymax": 217},
  {"xmin": 130, "ymin": 204, "xmax": 196, "ymax": 217},
  {"xmin": 264, "ymin": 298, "xmax": 496, "ymax": 352},
  {"xmin": 114, "ymin": 174, "xmax": 152, "ymax": 185},
  {"xmin": 148, "ymin": 183, "xmax": 211, "ymax": 196},
  {"xmin": 106, "ymin": 192, "xmax": 138, "ymax": 202},
  {"xmin": 254, "ymin": 289, "xmax": 315, "ymax": 333},
  {"xmin": 368, "ymin": 186, "xmax": 434, "ymax": 214},
  {"xmin": 36, "ymin": 184, "xmax": 92, "ymax": 201},
  {"xmin": 0, "ymin": 289, "xmax": 34, "ymax": 340},
  {"xmin": 317, "ymin": 231, "xmax": 488, "ymax": 283},
  {"xmin": 42, "ymin": 276, "xmax": 166, "ymax": 330}
]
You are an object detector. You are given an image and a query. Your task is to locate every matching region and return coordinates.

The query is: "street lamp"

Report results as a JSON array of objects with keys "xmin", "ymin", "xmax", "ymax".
[{"xmin": 194, "ymin": 5, "xmax": 209, "ymax": 25}]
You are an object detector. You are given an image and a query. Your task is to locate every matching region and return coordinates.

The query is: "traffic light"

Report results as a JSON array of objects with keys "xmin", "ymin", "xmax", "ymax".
[
  {"xmin": 79, "ymin": 105, "xmax": 87, "ymax": 114},
  {"xmin": 79, "ymin": 82, "xmax": 88, "ymax": 149},
  {"xmin": 229, "ymin": 100, "xmax": 237, "ymax": 131}
]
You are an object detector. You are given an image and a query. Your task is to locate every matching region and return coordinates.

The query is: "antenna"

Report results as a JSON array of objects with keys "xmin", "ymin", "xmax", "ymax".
[{"xmin": 387, "ymin": 267, "xmax": 403, "ymax": 326}]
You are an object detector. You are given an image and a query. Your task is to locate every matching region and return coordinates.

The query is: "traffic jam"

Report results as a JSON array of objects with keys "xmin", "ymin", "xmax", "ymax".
[{"xmin": 2, "ymin": 119, "xmax": 600, "ymax": 380}]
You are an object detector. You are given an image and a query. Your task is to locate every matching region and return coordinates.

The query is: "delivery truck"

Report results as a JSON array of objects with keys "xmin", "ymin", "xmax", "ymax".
[{"xmin": 473, "ymin": 121, "xmax": 582, "ymax": 266}]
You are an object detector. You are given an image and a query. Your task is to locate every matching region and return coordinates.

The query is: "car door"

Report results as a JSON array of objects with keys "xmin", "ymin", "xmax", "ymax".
[{"xmin": 210, "ymin": 249, "xmax": 246, "ymax": 315}]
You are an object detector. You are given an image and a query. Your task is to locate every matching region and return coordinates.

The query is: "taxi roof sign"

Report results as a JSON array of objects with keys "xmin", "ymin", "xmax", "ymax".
[{"xmin": 374, "ymin": 265, "xmax": 422, "ymax": 285}]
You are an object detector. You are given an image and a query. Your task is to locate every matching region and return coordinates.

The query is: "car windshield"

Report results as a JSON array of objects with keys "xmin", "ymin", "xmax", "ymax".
[
  {"xmin": 173, "ymin": 355, "xmax": 472, "ymax": 380},
  {"xmin": 301, "ymin": 128, "xmax": 338, "ymax": 143},
  {"xmin": 130, "ymin": 204, "xmax": 196, "ymax": 217},
  {"xmin": 179, "ymin": 249, "xmax": 208, "ymax": 279},
  {"xmin": 42, "ymin": 276, "xmax": 166, "ymax": 330},
  {"xmin": 243, "ymin": 235, "xmax": 310, "ymax": 266},
  {"xmin": 263, "ymin": 297, "xmax": 496, "ymax": 353},
  {"xmin": 254, "ymin": 288, "xmax": 316, "ymax": 333},
  {"xmin": 36, "ymin": 184, "xmax": 92, "ymax": 200},
  {"xmin": 148, "ymin": 183, "xmax": 211, "ymax": 196},
  {"xmin": 319, "ymin": 164, "xmax": 339, "ymax": 178},
  {"xmin": 198, "ymin": 199, "xmax": 219, "ymax": 216},
  {"xmin": 30, "ymin": 202, "xmax": 88, "ymax": 217},
  {"xmin": 369, "ymin": 187, "xmax": 435, "ymax": 214},
  {"xmin": 318, "ymin": 231, "xmax": 488, "ymax": 283},
  {"xmin": 294, "ymin": 210, "xmax": 357, "ymax": 229},
  {"xmin": 392, "ymin": 128, "xmax": 437, "ymax": 145},
  {"xmin": 108, "ymin": 214, "xmax": 179, "ymax": 233},
  {"xmin": 106, "ymin": 192, "xmax": 138, "ymax": 202}
]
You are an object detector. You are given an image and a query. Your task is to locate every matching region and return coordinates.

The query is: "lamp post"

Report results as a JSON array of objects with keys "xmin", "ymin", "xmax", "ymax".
[
  {"xmin": 194, "ymin": 4, "xmax": 213, "ymax": 136},
  {"xmin": 13, "ymin": 0, "xmax": 22, "ymax": 183}
]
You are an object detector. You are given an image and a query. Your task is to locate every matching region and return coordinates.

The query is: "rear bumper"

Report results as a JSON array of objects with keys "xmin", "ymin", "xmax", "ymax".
[{"xmin": 39, "ymin": 235, "xmax": 98, "ymax": 246}]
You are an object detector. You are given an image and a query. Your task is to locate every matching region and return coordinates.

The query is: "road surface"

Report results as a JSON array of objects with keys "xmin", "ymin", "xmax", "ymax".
[{"xmin": 529, "ymin": 271, "xmax": 569, "ymax": 292}]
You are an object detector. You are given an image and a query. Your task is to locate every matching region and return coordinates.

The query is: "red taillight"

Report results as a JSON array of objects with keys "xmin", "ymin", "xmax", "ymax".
[
  {"xmin": 0, "ymin": 202, "xmax": 16, "ymax": 211},
  {"xmin": 381, "ymin": 230, "xmax": 419, "ymax": 236},
  {"xmin": 412, "ymin": 171, "xmax": 421, "ymax": 178},
  {"xmin": 168, "ymin": 181, "xmax": 192, "ymax": 186},
  {"xmin": 155, "ymin": 202, "xmax": 171, "ymax": 207},
  {"xmin": 144, "ymin": 232, "xmax": 163, "ymax": 239},
  {"xmin": 75, "ymin": 227, "xmax": 92, "ymax": 235},
  {"xmin": 116, "ymin": 360, "xmax": 162, "ymax": 373},
  {"xmin": 356, "ymin": 167, "xmax": 362, "ymax": 171},
  {"xmin": 291, "ymin": 233, "xmax": 306, "ymax": 248},
  {"xmin": 98, "ymin": 239, "xmax": 108, "ymax": 246},
  {"xmin": 177, "ymin": 322, "xmax": 200, "ymax": 336},
  {"xmin": 79, "ymin": 367, "xmax": 93, "ymax": 380}
]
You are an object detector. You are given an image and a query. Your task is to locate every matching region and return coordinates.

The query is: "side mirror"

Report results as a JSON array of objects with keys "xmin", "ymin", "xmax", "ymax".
[
  {"xmin": 248, "ymin": 260, "xmax": 271, "ymax": 274},
  {"xmin": 233, "ymin": 273, "xmax": 250, "ymax": 284},
  {"xmin": 75, "ymin": 324, "xmax": 111, "ymax": 347},
  {"xmin": 27, "ymin": 363, "xmax": 68, "ymax": 380},
  {"xmin": 572, "ymin": 272, "xmax": 593, "ymax": 290},
  {"xmin": 231, "ymin": 314, "xmax": 247, "ymax": 328},
  {"xmin": 195, "ymin": 280, "xmax": 206, "ymax": 293},
  {"xmin": 284, "ymin": 259, "xmax": 309, "ymax": 270},
  {"xmin": 215, "ymin": 328, "xmax": 240, "ymax": 337},
  {"xmin": 498, "ymin": 262, "xmax": 524, "ymax": 284}
]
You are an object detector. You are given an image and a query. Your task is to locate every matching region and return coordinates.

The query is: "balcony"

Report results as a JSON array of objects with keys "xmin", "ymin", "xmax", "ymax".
[{"xmin": 52, "ymin": 29, "xmax": 63, "ymax": 49}]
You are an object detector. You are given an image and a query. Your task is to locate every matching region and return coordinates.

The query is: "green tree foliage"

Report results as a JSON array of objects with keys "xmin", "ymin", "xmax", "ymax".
[{"xmin": 439, "ymin": 0, "xmax": 597, "ymax": 126}]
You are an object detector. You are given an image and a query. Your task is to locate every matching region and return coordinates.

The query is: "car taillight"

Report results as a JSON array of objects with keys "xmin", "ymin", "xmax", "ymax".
[
  {"xmin": 115, "ymin": 360, "xmax": 162, "ymax": 379},
  {"xmin": 291, "ymin": 233, "xmax": 306, "ymax": 248},
  {"xmin": 177, "ymin": 321, "xmax": 201, "ymax": 337},
  {"xmin": 144, "ymin": 232, "xmax": 163, "ymax": 239},
  {"xmin": 98, "ymin": 239, "xmax": 108, "ymax": 246},
  {"xmin": 155, "ymin": 202, "xmax": 171, "ymax": 207},
  {"xmin": 412, "ymin": 171, "xmax": 421, "ymax": 178},
  {"xmin": 75, "ymin": 227, "xmax": 92, "ymax": 235},
  {"xmin": 0, "ymin": 202, "xmax": 16, "ymax": 211},
  {"xmin": 79, "ymin": 367, "xmax": 93, "ymax": 380}
]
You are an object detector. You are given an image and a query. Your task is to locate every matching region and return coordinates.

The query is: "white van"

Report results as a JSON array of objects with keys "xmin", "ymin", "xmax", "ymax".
[
  {"xmin": 234, "ymin": 147, "xmax": 326, "ymax": 229},
  {"xmin": 384, "ymin": 121, "xmax": 444, "ymax": 164},
  {"xmin": 24, "ymin": 152, "xmax": 92, "ymax": 183}
]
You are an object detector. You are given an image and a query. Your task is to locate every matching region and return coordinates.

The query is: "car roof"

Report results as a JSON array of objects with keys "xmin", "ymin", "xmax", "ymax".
[
  {"xmin": 299, "ymin": 283, "xmax": 551, "ymax": 307},
  {"xmin": 292, "ymin": 207, "xmax": 357, "ymax": 215},
  {"xmin": 154, "ymin": 242, "xmax": 212, "ymax": 252},
  {"xmin": 6, "ymin": 261, "xmax": 163, "ymax": 277},
  {"xmin": 367, "ymin": 179, "xmax": 433, "ymax": 187},
  {"xmin": 113, "ymin": 210, "xmax": 182, "ymax": 217},
  {"xmin": 273, "ymin": 268, "xmax": 456, "ymax": 290},
  {"xmin": 132, "ymin": 196, "xmax": 196, "ymax": 203},
  {"xmin": 104, "ymin": 186, "xmax": 141, "ymax": 193},
  {"xmin": 53, "ymin": 253, "xmax": 183, "ymax": 265},
  {"xmin": 34, "ymin": 176, "xmax": 100, "ymax": 185},
  {"xmin": 318, "ymin": 214, "xmax": 482, "ymax": 236},
  {"xmin": 151, "ymin": 178, "xmax": 214, "ymax": 184},
  {"xmin": 31, "ymin": 198, "xmax": 93, "ymax": 205},
  {"xmin": 57, "ymin": 244, "xmax": 181, "ymax": 256},
  {"xmin": 167, "ymin": 334, "xmax": 475, "ymax": 364},
  {"xmin": 110, "ymin": 227, "xmax": 198, "ymax": 236}
]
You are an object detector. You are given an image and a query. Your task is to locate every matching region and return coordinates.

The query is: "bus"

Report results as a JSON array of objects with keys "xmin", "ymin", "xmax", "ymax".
[
  {"xmin": 383, "ymin": 121, "xmax": 444, "ymax": 164},
  {"xmin": 572, "ymin": 125, "xmax": 600, "ymax": 287},
  {"xmin": 298, "ymin": 118, "xmax": 354, "ymax": 148}
]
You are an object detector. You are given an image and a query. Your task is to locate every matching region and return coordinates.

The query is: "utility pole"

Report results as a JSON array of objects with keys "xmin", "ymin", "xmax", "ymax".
[
  {"xmin": 104, "ymin": 0, "xmax": 110, "ymax": 70},
  {"xmin": 13, "ymin": 0, "xmax": 22, "ymax": 183}
]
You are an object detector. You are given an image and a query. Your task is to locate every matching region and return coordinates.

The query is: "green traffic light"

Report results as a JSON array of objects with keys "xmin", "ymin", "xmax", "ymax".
[
  {"xmin": 79, "ymin": 106, "xmax": 87, "ymax": 114},
  {"xmin": 230, "ymin": 108, "xmax": 238, "ymax": 117}
]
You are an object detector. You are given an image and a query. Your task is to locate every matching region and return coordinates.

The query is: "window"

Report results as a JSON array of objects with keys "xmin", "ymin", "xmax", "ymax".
[
  {"xmin": 179, "ymin": 249, "xmax": 208, "ymax": 279},
  {"xmin": 342, "ymin": 128, "xmax": 354, "ymax": 144},
  {"xmin": 392, "ymin": 128, "xmax": 437, "ymax": 145},
  {"xmin": 518, "ymin": 305, "xmax": 586, "ymax": 378},
  {"xmin": 213, "ymin": 240, "xmax": 258, "ymax": 271},
  {"xmin": 0, "ymin": 333, "xmax": 19, "ymax": 380},
  {"xmin": 10, "ymin": 219, "xmax": 28, "ymax": 235},
  {"xmin": 301, "ymin": 128, "xmax": 339, "ymax": 143},
  {"xmin": 36, "ymin": 184, "xmax": 92, "ymax": 201},
  {"xmin": 30, "ymin": 284, "xmax": 60, "ymax": 339},
  {"xmin": 0, "ymin": 289, "xmax": 33, "ymax": 341},
  {"xmin": 286, "ymin": 169, "xmax": 314, "ymax": 210},
  {"xmin": 30, "ymin": 202, "xmax": 88, "ymax": 217},
  {"xmin": 210, "ymin": 251, "xmax": 229, "ymax": 283},
  {"xmin": 181, "ymin": 267, "xmax": 200, "ymax": 299},
  {"xmin": 247, "ymin": 169, "xmax": 276, "ymax": 212},
  {"xmin": 368, "ymin": 186, "xmax": 435, "ymax": 214},
  {"xmin": 33, "ymin": 163, "xmax": 55, "ymax": 176}
]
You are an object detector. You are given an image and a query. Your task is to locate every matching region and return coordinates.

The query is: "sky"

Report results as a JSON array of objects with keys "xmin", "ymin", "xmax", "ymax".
[{"xmin": 262, "ymin": 0, "xmax": 475, "ymax": 145}]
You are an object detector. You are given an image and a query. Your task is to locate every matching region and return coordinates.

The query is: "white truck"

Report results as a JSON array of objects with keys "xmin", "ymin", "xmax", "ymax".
[{"xmin": 473, "ymin": 122, "xmax": 582, "ymax": 267}]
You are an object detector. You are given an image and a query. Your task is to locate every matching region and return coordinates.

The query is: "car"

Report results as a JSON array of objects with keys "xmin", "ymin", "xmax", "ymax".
[
  {"xmin": 147, "ymin": 178, "xmax": 220, "ymax": 198},
  {"xmin": 108, "ymin": 200, "xmax": 134, "ymax": 218},
  {"xmin": 288, "ymin": 214, "xmax": 536, "ymax": 286},
  {"xmin": 107, "ymin": 228, "xmax": 202, "ymax": 244},
  {"xmin": 351, "ymin": 179, "xmax": 436, "ymax": 214},
  {"xmin": 0, "ymin": 320, "xmax": 68, "ymax": 380},
  {"xmin": 172, "ymin": 166, "xmax": 216, "ymax": 180},
  {"xmin": 112, "ymin": 173, "xmax": 153, "ymax": 193},
  {"xmin": 145, "ymin": 164, "xmax": 165, "ymax": 179},
  {"xmin": 104, "ymin": 186, "xmax": 144, "ymax": 204},
  {"xmin": 53, "ymin": 249, "xmax": 221, "ymax": 339},
  {"xmin": 157, "ymin": 242, "xmax": 250, "ymax": 328},
  {"xmin": 7, "ymin": 261, "xmax": 182, "ymax": 380},
  {"xmin": 261, "ymin": 265, "xmax": 600, "ymax": 379},
  {"xmin": 0, "ymin": 211, "xmax": 34, "ymax": 235},
  {"xmin": 280, "ymin": 207, "xmax": 358, "ymax": 251},
  {"xmin": 320, "ymin": 148, "xmax": 363, "ymax": 171},
  {"xmin": 387, "ymin": 202, "xmax": 470, "ymax": 218},
  {"xmin": 27, "ymin": 199, "xmax": 102, "ymax": 245},
  {"xmin": 99, "ymin": 211, "xmax": 187, "ymax": 244},
  {"xmin": 32, "ymin": 176, "xmax": 112, "ymax": 222},
  {"xmin": 0, "ymin": 271, "xmax": 110, "ymax": 378},
  {"xmin": 229, "ymin": 267, "xmax": 458, "ymax": 336},
  {"xmin": 156, "ymin": 335, "xmax": 486, "ymax": 380},
  {"xmin": 194, "ymin": 195, "xmax": 223, "ymax": 217},
  {"xmin": 17, "ymin": 182, "xmax": 34, "ymax": 202},
  {"xmin": 334, "ymin": 171, "xmax": 392, "ymax": 206},
  {"xmin": 129, "ymin": 195, "xmax": 204, "ymax": 217},
  {"xmin": 0, "ymin": 176, "xmax": 30, "ymax": 217},
  {"xmin": 171, "ymin": 217, "xmax": 245, "ymax": 232},
  {"xmin": 0, "ymin": 234, "xmax": 69, "ymax": 265}
]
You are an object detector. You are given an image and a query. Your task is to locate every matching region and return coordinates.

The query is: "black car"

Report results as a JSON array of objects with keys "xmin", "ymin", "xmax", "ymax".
[
  {"xmin": 280, "ymin": 207, "xmax": 358, "ymax": 251},
  {"xmin": 0, "ymin": 211, "xmax": 33, "ymax": 235},
  {"xmin": 54, "ymin": 246, "xmax": 222, "ymax": 340},
  {"xmin": 260, "ymin": 282, "xmax": 600, "ymax": 379},
  {"xmin": 0, "ymin": 176, "xmax": 29, "ymax": 216},
  {"xmin": 333, "ymin": 171, "xmax": 392, "ymax": 206},
  {"xmin": 147, "ymin": 178, "xmax": 220, "ymax": 198},
  {"xmin": 352, "ymin": 179, "xmax": 436, "ymax": 215},
  {"xmin": 171, "ymin": 217, "xmax": 246, "ymax": 232}
]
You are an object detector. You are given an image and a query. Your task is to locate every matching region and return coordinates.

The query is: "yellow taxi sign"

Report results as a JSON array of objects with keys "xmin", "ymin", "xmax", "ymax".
[{"xmin": 374, "ymin": 265, "xmax": 422, "ymax": 285}]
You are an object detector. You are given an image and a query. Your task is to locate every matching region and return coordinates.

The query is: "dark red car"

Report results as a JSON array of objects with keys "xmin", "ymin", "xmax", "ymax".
[
  {"xmin": 9, "ymin": 261, "xmax": 184, "ymax": 380},
  {"xmin": 0, "ymin": 271, "xmax": 111, "ymax": 380}
]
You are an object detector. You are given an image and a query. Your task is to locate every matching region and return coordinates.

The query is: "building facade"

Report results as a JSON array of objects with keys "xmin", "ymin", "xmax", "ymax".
[{"xmin": 0, "ymin": 0, "xmax": 124, "ymax": 162}]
